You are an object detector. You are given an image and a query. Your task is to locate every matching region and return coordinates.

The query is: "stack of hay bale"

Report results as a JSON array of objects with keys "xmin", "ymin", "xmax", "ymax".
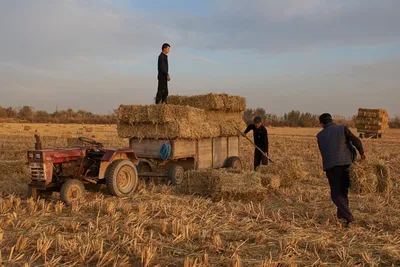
[
  {"xmin": 117, "ymin": 93, "xmax": 246, "ymax": 139},
  {"xmin": 355, "ymin": 108, "xmax": 389, "ymax": 137}
]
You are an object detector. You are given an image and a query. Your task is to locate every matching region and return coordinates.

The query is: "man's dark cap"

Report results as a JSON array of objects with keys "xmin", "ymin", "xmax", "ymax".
[
  {"xmin": 319, "ymin": 113, "xmax": 333, "ymax": 125},
  {"xmin": 254, "ymin": 116, "xmax": 262, "ymax": 124}
]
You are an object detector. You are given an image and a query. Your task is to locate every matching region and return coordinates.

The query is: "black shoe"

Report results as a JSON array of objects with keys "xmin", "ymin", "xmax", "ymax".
[{"xmin": 344, "ymin": 219, "xmax": 354, "ymax": 229}]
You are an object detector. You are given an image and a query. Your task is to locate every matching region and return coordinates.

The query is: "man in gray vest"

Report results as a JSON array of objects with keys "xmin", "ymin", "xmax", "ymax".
[{"xmin": 317, "ymin": 113, "xmax": 366, "ymax": 228}]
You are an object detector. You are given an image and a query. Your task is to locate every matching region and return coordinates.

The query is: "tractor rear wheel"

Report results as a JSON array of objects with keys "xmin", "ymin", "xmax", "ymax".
[
  {"xmin": 106, "ymin": 159, "xmax": 139, "ymax": 197},
  {"xmin": 60, "ymin": 179, "xmax": 85, "ymax": 205},
  {"xmin": 224, "ymin": 156, "xmax": 242, "ymax": 170}
]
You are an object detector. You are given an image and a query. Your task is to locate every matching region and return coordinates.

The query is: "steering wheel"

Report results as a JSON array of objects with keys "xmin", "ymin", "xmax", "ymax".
[{"xmin": 77, "ymin": 137, "xmax": 103, "ymax": 147}]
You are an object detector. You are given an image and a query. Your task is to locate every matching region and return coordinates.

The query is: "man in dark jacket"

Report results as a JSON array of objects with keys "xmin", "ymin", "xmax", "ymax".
[
  {"xmin": 317, "ymin": 113, "xmax": 366, "ymax": 227},
  {"xmin": 156, "ymin": 43, "xmax": 170, "ymax": 104},
  {"xmin": 244, "ymin": 116, "xmax": 269, "ymax": 170}
]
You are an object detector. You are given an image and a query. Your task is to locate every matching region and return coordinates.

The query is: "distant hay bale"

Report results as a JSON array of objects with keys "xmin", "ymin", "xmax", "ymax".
[
  {"xmin": 23, "ymin": 125, "xmax": 31, "ymax": 131},
  {"xmin": 167, "ymin": 93, "xmax": 246, "ymax": 112},
  {"xmin": 84, "ymin": 127, "xmax": 94, "ymax": 133},
  {"xmin": 349, "ymin": 161, "xmax": 392, "ymax": 194},
  {"xmin": 356, "ymin": 108, "xmax": 389, "ymax": 133},
  {"xmin": 256, "ymin": 158, "xmax": 307, "ymax": 188},
  {"xmin": 179, "ymin": 169, "xmax": 266, "ymax": 202}
]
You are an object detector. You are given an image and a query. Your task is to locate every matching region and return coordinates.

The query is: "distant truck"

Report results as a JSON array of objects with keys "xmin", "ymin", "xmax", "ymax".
[{"xmin": 355, "ymin": 108, "xmax": 389, "ymax": 139}]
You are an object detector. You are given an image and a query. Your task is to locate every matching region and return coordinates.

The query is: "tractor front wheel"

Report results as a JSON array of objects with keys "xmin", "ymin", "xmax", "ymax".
[
  {"xmin": 106, "ymin": 159, "xmax": 139, "ymax": 197},
  {"xmin": 60, "ymin": 179, "xmax": 85, "ymax": 205}
]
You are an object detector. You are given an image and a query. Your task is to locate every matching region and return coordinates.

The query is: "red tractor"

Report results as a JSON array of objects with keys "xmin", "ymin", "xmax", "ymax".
[{"xmin": 27, "ymin": 134, "xmax": 140, "ymax": 204}]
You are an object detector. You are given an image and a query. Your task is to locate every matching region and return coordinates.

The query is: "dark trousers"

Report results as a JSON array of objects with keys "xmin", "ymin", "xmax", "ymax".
[
  {"xmin": 326, "ymin": 165, "xmax": 354, "ymax": 222},
  {"xmin": 156, "ymin": 76, "xmax": 168, "ymax": 104},
  {"xmin": 254, "ymin": 149, "xmax": 268, "ymax": 170}
]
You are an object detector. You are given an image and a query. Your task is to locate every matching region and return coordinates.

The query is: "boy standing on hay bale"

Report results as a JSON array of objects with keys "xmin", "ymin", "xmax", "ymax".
[
  {"xmin": 156, "ymin": 43, "xmax": 171, "ymax": 104},
  {"xmin": 243, "ymin": 116, "xmax": 269, "ymax": 170},
  {"xmin": 317, "ymin": 113, "xmax": 366, "ymax": 228}
]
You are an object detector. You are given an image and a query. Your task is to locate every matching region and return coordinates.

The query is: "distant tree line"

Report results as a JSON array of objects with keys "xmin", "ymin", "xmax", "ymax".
[
  {"xmin": 1, "ymin": 105, "xmax": 399, "ymax": 128},
  {"xmin": 243, "ymin": 108, "xmax": 355, "ymax": 128},
  {"xmin": 0, "ymin": 105, "xmax": 117, "ymax": 124}
]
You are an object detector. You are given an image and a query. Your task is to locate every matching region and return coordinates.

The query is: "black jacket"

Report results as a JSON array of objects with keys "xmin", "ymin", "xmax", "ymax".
[
  {"xmin": 244, "ymin": 124, "xmax": 269, "ymax": 153},
  {"xmin": 317, "ymin": 123, "xmax": 364, "ymax": 171},
  {"xmin": 158, "ymin": 52, "xmax": 168, "ymax": 78}
]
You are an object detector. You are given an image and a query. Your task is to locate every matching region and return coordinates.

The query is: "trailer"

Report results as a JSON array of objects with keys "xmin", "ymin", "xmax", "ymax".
[
  {"xmin": 358, "ymin": 130, "xmax": 383, "ymax": 139},
  {"xmin": 129, "ymin": 136, "xmax": 242, "ymax": 185},
  {"xmin": 355, "ymin": 108, "xmax": 389, "ymax": 139}
]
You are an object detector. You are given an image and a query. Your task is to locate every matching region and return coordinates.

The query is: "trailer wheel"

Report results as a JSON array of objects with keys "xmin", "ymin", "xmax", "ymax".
[
  {"xmin": 225, "ymin": 156, "xmax": 242, "ymax": 170},
  {"xmin": 359, "ymin": 133, "xmax": 364, "ymax": 139},
  {"xmin": 168, "ymin": 164, "xmax": 184, "ymax": 185},
  {"xmin": 106, "ymin": 159, "xmax": 139, "ymax": 197},
  {"xmin": 378, "ymin": 133, "xmax": 382, "ymax": 138},
  {"xmin": 60, "ymin": 179, "xmax": 85, "ymax": 205}
]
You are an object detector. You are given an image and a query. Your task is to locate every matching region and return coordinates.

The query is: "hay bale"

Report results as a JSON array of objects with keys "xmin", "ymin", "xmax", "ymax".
[
  {"xmin": 117, "ymin": 113, "xmax": 245, "ymax": 139},
  {"xmin": 206, "ymin": 111, "xmax": 246, "ymax": 137},
  {"xmin": 117, "ymin": 101, "xmax": 246, "ymax": 139},
  {"xmin": 349, "ymin": 162, "xmax": 377, "ymax": 193},
  {"xmin": 118, "ymin": 104, "xmax": 206, "ymax": 124},
  {"xmin": 349, "ymin": 160, "xmax": 391, "ymax": 194},
  {"xmin": 23, "ymin": 125, "xmax": 31, "ymax": 131},
  {"xmin": 180, "ymin": 169, "xmax": 266, "ymax": 202},
  {"xmin": 117, "ymin": 120, "xmax": 221, "ymax": 140},
  {"xmin": 255, "ymin": 158, "xmax": 307, "ymax": 188},
  {"xmin": 167, "ymin": 93, "xmax": 246, "ymax": 112},
  {"xmin": 85, "ymin": 127, "xmax": 94, "ymax": 133},
  {"xmin": 260, "ymin": 175, "xmax": 281, "ymax": 189},
  {"xmin": 375, "ymin": 162, "xmax": 392, "ymax": 193}
]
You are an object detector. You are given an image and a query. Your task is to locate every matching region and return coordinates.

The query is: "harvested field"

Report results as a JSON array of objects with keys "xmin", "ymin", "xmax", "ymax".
[{"xmin": 0, "ymin": 123, "xmax": 399, "ymax": 266}]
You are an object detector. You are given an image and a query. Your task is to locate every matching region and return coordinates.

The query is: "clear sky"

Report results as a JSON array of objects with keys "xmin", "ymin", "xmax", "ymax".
[{"xmin": 0, "ymin": 0, "xmax": 399, "ymax": 116}]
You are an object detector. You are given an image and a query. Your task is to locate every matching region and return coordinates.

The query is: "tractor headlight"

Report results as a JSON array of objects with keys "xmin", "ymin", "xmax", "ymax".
[
  {"xmin": 28, "ymin": 153, "xmax": 34, "ymax": 159},
  {"xmin": 35, "ymin": 153, "xmax": 41, "ymax": 159}
]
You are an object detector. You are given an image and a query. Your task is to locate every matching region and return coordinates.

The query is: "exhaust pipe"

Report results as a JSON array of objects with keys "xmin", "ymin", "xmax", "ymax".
[{"xmin": 34, "ymin": 131, "xmax": 42, "ymax": 150}]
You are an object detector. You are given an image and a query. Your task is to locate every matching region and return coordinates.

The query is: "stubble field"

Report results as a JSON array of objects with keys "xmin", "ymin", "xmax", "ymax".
[{"xmin": 0, "ymin": 122, "xmax": 399, "ymax": 266}]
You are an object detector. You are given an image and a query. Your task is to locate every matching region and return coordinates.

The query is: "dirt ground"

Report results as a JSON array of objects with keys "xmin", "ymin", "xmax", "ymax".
[{"xmin": 0, "ymin": 122, "xmax": 399, "ymax": 266}]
